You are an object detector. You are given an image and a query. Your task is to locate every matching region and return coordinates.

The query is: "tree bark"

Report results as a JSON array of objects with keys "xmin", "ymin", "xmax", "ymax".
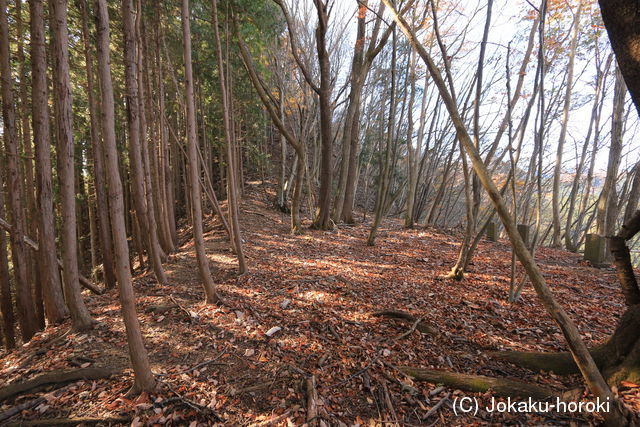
[
  {"xmin": 30, "ymin": 0, "xmax": 69, "ymax": 324},
  {"xmin": 78, "ymin": 0, "xmax": 116, "ymax": 290},
  {"xmin": 1, "ymin": 0, "xmax": 39, "ymax": 341},
  {"xmin": 49, "ymin": 0, "xmax": 94, "ymax": 331},
  {"xmin": 212, "ymin": 0, "xmax": 246, "ymax": 274},
  {"xmin": 181, "ymin": 0, "xmax": 221, "ymax": 303},
  {"xmin": 95, "ymin": 0, "xmax": 156, "ymax": 393},
  {"xmin": 121, "ymin": 0, "xmax": 167, "ymax": 285},
  {"xmin": 551, "ymin": 0, "xmax": 582, "ymax": 247},
  {"xmin": 598, "ymin": 0, "xmax": 640, "ymax": 115},
  {"xmin": 596, "ymin": 66, "xmax": 626, "ymax": 259},
  {"xmin": 0, "ymin": 156, "xmax": 15, "ymax": 348},
  {"xmin": 311, "ymin": 0, "xmax": 334, "ymax": 230}
]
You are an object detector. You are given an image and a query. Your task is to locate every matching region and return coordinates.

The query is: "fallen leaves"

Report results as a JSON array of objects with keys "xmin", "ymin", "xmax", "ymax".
[{"xmin": 0, "ymin": 184, "xmax": 636, "ymax": 425}]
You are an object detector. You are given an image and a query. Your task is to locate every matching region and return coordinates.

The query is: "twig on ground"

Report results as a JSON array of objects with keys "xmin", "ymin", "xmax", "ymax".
[{"xmin": 424, "ymin": 392, "xmax": 450, "ymax": 419}]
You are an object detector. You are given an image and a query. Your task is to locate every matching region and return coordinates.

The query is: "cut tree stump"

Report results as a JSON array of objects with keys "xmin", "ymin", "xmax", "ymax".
[
  {"xmin": 0, "ymin": 367, "xmax": 119, "ymax": 401},
  {"xmin": 398, "ymin": 366, "xmax": 556, "ymax": 400}
]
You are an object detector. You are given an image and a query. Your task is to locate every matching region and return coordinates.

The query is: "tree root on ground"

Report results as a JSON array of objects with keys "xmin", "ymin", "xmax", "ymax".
[
  {"xmin": 0, "ymin": 367, "xmax": 119, "ymax": 401},
  {"xmin": 398, "ymin": 366, "xmax": 557, "ymax": 400},
  {"xmin": 490, "ymin": 304, "xmax": 640, "ymax": 386}
]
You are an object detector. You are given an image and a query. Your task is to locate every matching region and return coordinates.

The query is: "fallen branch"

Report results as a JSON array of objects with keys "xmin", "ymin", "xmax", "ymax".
[
  {"xmin": 394, "ymin": 317, "xmax": 423, "ymax": 341},
  {"xmin": 399, "ymin": 366, "xmax": 556, "ymax": 400},
  {"xmin": 372, "ymin": 310, "xmax": 437, "ymax": 335},
  {"xmin": 424, "ymin": 392, "xmax": 450, "ymax": 419},
  {"xmin": 306, "ymin": 375, "xmax": 319, "ymax": 427},
  {"xmin": 158, "ymin": 378, "xmax": 223, "ymax": 422},
  {"xmin": 3, "ymin": 416, "xmax": 131, "ymax": 426},
  {"xmin": 0, "ymin": 217, "xmax": 103, "ymax": 295},
  {"xmin": 249, "ymin": 410, "xmax": 292, "ymax": 427},
  {"xmin": 0, "ymin": 367, "xmax": 119, "ymax": 401},
  {"xmin": 169, "ymin": 294, "xmax": 197, "ymax": 322},
  {"xmin": 0, "ymin": 397, "xmax": 44, "ymax": 423}
]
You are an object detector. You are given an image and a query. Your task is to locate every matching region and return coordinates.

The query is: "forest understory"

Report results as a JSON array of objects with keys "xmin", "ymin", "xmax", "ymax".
[{"xmin": 1, "ymin": 182, "xmax": 639, "ymax": 426}]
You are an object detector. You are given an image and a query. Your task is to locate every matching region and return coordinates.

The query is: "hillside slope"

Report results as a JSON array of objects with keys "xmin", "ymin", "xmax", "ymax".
[{"xmin": 1, "ymin": 183, "xmax": 638, "ymax": 426}]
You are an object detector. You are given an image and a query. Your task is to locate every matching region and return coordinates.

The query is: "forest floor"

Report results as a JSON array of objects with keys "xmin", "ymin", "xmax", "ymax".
[{"xmin": 1, "ymin": 182, "xmax": 640, "ymax": 426}]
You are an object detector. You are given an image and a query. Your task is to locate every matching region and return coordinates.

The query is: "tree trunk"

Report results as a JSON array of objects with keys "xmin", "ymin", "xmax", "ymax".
[
  {"xmin": 382, "ymin": 2, "xmax": 631, "ymax": 424},
  {"xmin": 596, "ymin": 67, "xmax": 626, "ymax": 259},
  {"xmin": 311, "ymin": 0, "xmax": 334, "ymax": 231},
  {"xmin": 368, "ymin": 30, "xmax": 397, "ymax": 246},
  {"xmin": 182, "ymin": 0, "xmax": 221, "ymax": 303},
  {"xmin": 94, "ymin": 0, "xmax": 156, "ymax": 393},
  {"xmin": 29, "ymin": 0, "xmax": 69, "ymax": 324},
  {"xmin": 598, "ymin": 0, "xmax": 640, "ymax": 115},
  {"xmin": 334, "ymin": 0, "xmax": 367, "ymax": 223},
  {"xmin": 121, "ymin": 0, "xmax": 167, "ymax": 285},
  {"xmin": 1, "ymin": 0, "xmax": 39, "ymax": 341},
  {"xmin": 212, "ymin": 0, "xmax": 246, "ymax": 274},
  {"xmin": 136, "ymin": 6, "xmax": 170, "ymax": 260},
  {"xmin": 564, "ymin": 53, "xmax": 611, "ymax": 251},
  {"xmin": 404, "ymin": 47, "xmax": 418, "ymax": 228},
  {"xmin": 551, "ymin": 0, "xmax": 582, "ymax": 247},
  {"xmin": 624, "ymin": 162, "xmax": 640, "ymax": 224},
  {"xmin": 15, "ymin": 0, "xmax": 42, "ymax": 329},
  {"xmin": 79, "ymin": 0, "xmax": 116, "ymax": 290},
  {"xmin": 49, "ymin": 0, "xmax": 94, "ymax": 331},
  {"xmin": 0, "ymin": 156, "xmax": 15, "ymax": 348}
]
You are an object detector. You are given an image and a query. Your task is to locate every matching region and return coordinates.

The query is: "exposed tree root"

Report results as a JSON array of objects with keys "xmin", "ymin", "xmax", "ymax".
[
  {"xmin": 0, "ymin": 367, "xmax": 119, "ymax": 401},
  {"xmin": 398, "ymin": 366, "xmax": 556, "ymax": 400},
  {"xmin": 372, "ymin": 310, "xmax": 437, "ymax": 335},
  {"xmin": 489, "ymin": 348, "xmax": 606, "ymax": 376},
  {"xmin": 490, "ymin": 304, "xmax": 640, "ymax": 385}
]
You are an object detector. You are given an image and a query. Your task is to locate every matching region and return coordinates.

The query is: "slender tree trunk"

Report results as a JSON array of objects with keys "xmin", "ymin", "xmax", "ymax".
[
  {"xmin": 15, "ymin": 0, "xmax": 43, "ymax": 328},
  {"xmin": 596, "ymin": 67, "xmax": 626, "ymax": 259},
  {"xmin": 79, "ymin": 0, "xmax": 116, "ymax": 290},
  {"xmin": 334, "ymin": 0, "xmax": 367, "ymax": 223},
  {"xmin": 136, "ymin": 6, "xmax": 170, "ymax": 259},
  {"xmin": 49, "ymin": 0, "xmax": 94, "ymax": 331},
  {"xmin": 551, "ymin": 0, "xmax": 582, "ymax": 247},
  {"xmin": 181, "ymin": 0, "xmax": 221, "ymax": 303},
  {"xmin": 0, "ymin": 158, "xmax": 15, "ymax": 348},
  {"xmin": 212, "ymin": 0, "xmax": 246, "ymax": 273},
  {"xmin": 404, "ymin": 48, "xmax": 418, "ymax": 228},
  {"xmin": 121, "ymin": 0, "xmax": 167, "ymax": 285},
  {"xmin": 1, "ymin": 0, "xmax": 40, "ymax": 341},
  {"xmin": 368, "ymin": 30, "xmax": 396, "ymax": 246},
  {"xmin": 94, "ymin": 0, "xmax": 156, "ymax": 393},
  {"xmin": 565, "ymin": 52, "xmax": 611, "ymax": 251},
  {"xmin": 311, "ymin": 0, "xmax": 333, "ymax": 230},
  {"xmin": 30, "ymin": 0, "xmax": 69, "ymax": 324}
]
